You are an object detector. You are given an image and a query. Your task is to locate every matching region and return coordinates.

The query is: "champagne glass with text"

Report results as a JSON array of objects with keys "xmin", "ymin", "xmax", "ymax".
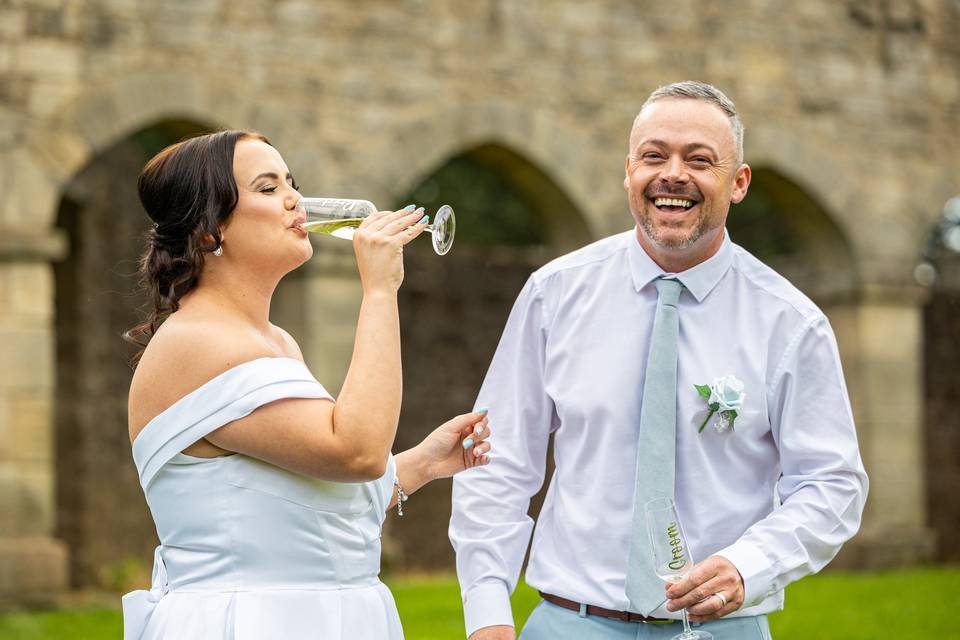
[
  {"xmin": 644, "ymin": 497, "xmax": 713, "ymax": 640},
  {"xmin": 296, "ymin": 197, "xmax": 456, "ymax": 255}
]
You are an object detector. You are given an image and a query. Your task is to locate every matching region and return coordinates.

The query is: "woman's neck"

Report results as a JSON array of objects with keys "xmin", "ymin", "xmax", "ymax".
[{"xmin": 185, "ymin": 266, "xmax": 278, "ymax": 329}]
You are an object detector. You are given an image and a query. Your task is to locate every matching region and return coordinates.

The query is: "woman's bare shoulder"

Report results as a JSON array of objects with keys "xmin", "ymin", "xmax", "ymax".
[{"xmin": 127, "ymin": 316, "xmax": 282, "ymax": 438}]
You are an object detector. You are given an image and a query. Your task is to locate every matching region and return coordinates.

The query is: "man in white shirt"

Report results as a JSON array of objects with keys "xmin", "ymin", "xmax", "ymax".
[{"xmin": 449, "ymin": 81, "xmax": 868, "ymax": 640}]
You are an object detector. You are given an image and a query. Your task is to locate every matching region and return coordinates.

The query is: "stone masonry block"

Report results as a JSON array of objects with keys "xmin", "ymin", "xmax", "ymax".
[
  {"xmin": 22, "ymin": 130, "xmax": 91, "ymax": 192},
  {"xmin": 0, "ymin": 7, "xmax": 26, "ymax": 41},
  {"xmin": 0, "ymin": 462, "xmax": 54, "ymax": 536},
  {"xmin": 16, "ymin": 40, "xmax": 81, "ymax": 80},
  {"xmin": 8, "ymin": 390, "xmax": 52, "ymax": 463},
  {"xmin": 0, "ymin": 536, "xmax": 68, "ymax": 608},
  {"xmin": 859, "ymin": 304, "xmax": 922, "ymax": 364},
  {"xmin": 3, "ymin": 150, "xmax": 63, "ymax": 230},
  {"xmin": 0, "ymin": 328, "xmax": 52, "ymax": 389},
  {"xmin": 27, "ymin": 79, "xmax": 82, "ymax": 119},
  {"xmin": 8, "ymin": 263, "xmax": 53, "ymax": 320},
  {"xmin": 0, "ymin": 395, "xmax": 10, "ymax": 460}
]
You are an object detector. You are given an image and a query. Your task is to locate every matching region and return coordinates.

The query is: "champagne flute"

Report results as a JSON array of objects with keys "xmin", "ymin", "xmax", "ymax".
[
  {"xmin": 296, "ymin": 197, "xmax": 456, "ymax": 255},
  {"xmin": 644, "ymin": 497, "xmax": 713, "ymax": 640}
]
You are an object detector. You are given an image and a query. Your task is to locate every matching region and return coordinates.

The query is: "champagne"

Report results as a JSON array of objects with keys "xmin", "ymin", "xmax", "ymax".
[
  {"xmin": 296, "ymin": 197, "xmax": 456, "ymax": 255},
  {"xmin": 302, "ymin": 218, "xmax": 364, "ymax": 240}
]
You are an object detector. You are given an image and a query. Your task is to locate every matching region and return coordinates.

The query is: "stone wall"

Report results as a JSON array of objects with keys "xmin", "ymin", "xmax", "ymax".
[{"xmin": 0, "ymin": 0, "xmax": 958, "ymax": 601}]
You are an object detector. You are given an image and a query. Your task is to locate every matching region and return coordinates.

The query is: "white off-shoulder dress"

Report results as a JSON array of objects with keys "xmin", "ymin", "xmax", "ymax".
[{"xmin": 122, "ymin": 357, "xmax": 403, "ymax": 639}]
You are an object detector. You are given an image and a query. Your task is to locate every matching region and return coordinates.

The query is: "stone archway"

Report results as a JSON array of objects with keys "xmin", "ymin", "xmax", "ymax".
[
  {"xmin": 383, "ymin": 142, "xmax": 591, "ymax": 571},
  {"xmin": 727, "ymin": 158, "xmax": 934, "ymax": 568},
  {"xmin": 728, "ymin": 166, "xmax": 858, "ymax": 302},
  {"xmin": 359, "ymin": 101, "xmax": 609, "ymax": 240},
  {"xmin": 53, "ymin": 119, "xmax": 216, "ymax": 588}
]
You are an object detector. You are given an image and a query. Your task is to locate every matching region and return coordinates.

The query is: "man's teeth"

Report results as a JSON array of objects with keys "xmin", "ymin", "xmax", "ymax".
[{"xmin": 654, "ymin": 197, "xmax": 694, "ymax": 208}]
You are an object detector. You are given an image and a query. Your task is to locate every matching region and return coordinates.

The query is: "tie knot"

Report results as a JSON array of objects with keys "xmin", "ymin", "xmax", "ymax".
[{"xmin": 655, "ymin": 278, "xmax": 683, "ymax": 307}]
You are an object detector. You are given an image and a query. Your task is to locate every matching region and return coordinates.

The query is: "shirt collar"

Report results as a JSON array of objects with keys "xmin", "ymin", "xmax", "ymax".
[{"xmin": 626, "ymin": 227, "xmax": 733, "ymax": 303}]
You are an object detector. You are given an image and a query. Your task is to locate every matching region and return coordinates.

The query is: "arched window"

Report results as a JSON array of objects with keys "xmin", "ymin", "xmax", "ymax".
[{"xmin": 54, "ymin": 118, "xmax": 215, "ymax": 589}]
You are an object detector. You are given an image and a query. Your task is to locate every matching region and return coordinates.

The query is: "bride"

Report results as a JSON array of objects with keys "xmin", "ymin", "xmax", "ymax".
[{"xmin": 122, "ymin": 130, "xmax": 491, "ymax": 639}]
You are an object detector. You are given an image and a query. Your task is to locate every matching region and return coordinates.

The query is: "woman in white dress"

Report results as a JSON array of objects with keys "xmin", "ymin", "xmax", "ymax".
[{"xmin": 122, "ymin": 130, "xmax": 491, "ymax": 639}]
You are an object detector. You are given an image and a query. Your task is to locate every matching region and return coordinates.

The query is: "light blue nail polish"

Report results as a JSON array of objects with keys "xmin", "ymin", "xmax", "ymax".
[
  {"xmin": 462, "ymin": 438, "xmax": 474, "ymax": 449},
  {"xmin": 403, "ymin": 204, "xmax": 416, "ymax": 211},
  {"xmin": 474, "ymin": 407, "xmax": 489, "ymax": 414},
  {"xmin": 414, "ymin": 206, "xmax": 425, "ymax": 213},
  {"xmin": 418, "ymin": 215, "xmax": 430, "ymax": 224}
]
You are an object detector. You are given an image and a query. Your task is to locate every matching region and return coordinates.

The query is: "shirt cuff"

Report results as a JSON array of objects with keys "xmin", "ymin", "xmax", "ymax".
[
  {"xmin": 463, "ymin": 581, "xmax": 515, "ymax": 638},
  {"xmin": 715, "ymin": 540, "xmax": 776, "ymax": 608}
]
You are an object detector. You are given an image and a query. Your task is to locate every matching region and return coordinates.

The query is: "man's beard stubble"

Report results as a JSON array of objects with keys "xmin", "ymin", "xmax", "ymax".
[{"xmin": 637, "ymin": 202, "xmax": 713, "ymax": 251}]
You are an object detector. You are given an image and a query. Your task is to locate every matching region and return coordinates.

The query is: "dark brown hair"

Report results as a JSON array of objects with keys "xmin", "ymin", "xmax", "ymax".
[{"xmin": 124, "ymin": 130, "xmax": 270, "ymax": 366}]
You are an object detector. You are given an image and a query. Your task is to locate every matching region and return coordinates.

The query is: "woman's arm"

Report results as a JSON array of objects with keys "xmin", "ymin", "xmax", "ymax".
[{"xmin": 139, "ymin": 208, "xmax": 432, "ymax": 482}]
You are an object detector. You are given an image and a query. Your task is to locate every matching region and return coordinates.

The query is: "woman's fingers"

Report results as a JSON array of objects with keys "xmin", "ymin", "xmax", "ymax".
[
  {"xmin": 362, "ymin": 206, "xmax": 415, "ymax": 232},
  {"xmin": 463, "ymin": 440, "xmax": 490, "ymax": 467},
  {"xmin": 471, "ymin": 441, "xmax": 491, "ymax": 458},
  {"xmin": 460, "ymin": 416, "xmax": 489, "ymax": 441},
  {"xmin": 399, "ymin": 215, "xmax": 429, "ymax": 245},
  {"xmin": 460, "ymin": 413, "xmax": 491, "ymax": 468},
  {"xmin": 381, "ymin": 207, "xmax": 427, "ymax": 236}
]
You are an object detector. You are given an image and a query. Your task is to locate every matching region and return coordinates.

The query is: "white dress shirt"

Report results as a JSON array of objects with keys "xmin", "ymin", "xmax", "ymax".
[{"xmin": 449, "ymin": 229, "xmax": 868, "ymax": 636}]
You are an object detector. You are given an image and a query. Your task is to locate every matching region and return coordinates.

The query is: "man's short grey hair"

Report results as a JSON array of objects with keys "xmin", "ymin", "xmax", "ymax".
[{"xmin": 638, "ymin": 80, "xmax": 744, "ymax": 164}]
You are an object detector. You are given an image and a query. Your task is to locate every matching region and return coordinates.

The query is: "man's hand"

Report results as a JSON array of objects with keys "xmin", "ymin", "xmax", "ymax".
[
  {"xmin": 665, "ymin": 555, "xmax": 744, "ymax": 623},
  {"xmin": 468, "ymin": 625, "xmax": 516, "ymax": 640}
]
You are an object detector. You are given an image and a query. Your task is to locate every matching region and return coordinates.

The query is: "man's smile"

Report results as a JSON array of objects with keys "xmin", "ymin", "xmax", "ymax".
[{"xmin": 649, "ymin": 195, "xmax": 699, "ymax": 215}]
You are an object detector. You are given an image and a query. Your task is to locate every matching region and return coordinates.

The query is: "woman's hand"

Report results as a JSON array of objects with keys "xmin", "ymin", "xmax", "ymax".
[
  {"xmin": 390, "ymin": 410, "xmax": 491, "ymax": 512},
  {"xmin": 416, "ymin": 410, "xmax": 491, "ymax": 480},
  {"xmin": 353, "ymin": 205, "xmax": 428, "ymax": 295}
]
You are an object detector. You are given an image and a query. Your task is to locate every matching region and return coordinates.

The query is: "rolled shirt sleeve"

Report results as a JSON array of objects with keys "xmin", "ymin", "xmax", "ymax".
[
  {"xmin": 716, "ymin": 316, "xmax": 868, "ymax": 607},
  {"xmin": 449, "ymin": 276, "xmax": 556, "ymax": 637}
]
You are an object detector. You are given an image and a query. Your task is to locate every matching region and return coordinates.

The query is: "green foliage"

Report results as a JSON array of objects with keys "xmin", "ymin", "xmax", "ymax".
[
  {"xmin": 396, "ymin": 156, "xmax": 544, "ymax": 247},
  {"xmin": 0, "ymin": 608, "xmax": 122, "ymax": 640},
  {"xmin": 727, "ymin": 182, "xmax": 799, "ymax": 262},
  {"xmin": 97, "ymin": 557, "xmax": 151, "ymax": 594},
  {"xmin": 1, "ymin": 567, "xmax": 956, "ymax": 639}
]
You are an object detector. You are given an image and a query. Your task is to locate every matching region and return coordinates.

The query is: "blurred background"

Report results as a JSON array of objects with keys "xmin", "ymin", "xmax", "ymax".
[{"xmin": 0, "ymin": 0, "xmax": 958, "ymax": 634}]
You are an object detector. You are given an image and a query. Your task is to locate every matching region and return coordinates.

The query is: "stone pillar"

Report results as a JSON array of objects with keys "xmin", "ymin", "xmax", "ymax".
[
  {"xmin": 0, "ymin": 226, "xmax": 69, "ymax": 607},
  {"xmin": 832, "ymin": 284, "xmax": 936, "ymax": 568}
]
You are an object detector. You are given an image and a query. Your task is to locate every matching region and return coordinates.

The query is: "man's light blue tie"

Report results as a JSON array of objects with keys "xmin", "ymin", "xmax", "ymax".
[{"xmin": 625, "ymin": 277, "xmax": 683, "ymax": 616}]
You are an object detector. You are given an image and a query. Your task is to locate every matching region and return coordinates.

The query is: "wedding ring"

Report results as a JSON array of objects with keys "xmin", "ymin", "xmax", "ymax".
[{"xmin": 713, "ymin": 592, "xmax": 728, "ymax": 608}]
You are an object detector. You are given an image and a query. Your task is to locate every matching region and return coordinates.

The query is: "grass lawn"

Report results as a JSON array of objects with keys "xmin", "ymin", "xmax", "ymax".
[{"xmin": 0, "ymin": 566, "xmax": 955, "ymax": 639}]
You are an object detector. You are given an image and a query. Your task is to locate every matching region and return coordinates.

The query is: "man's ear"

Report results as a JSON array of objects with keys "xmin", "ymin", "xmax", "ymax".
[
  {"xmin": 730, "ymin": 163, "xmax": 751, "ymax": 204},
  {"xmin": 623, "ymin": 156, "xmax": 632, "ymax": 191}
]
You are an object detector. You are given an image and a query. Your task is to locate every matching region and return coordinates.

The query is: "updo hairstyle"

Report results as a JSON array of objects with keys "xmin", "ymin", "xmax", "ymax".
[{"xmin": 124, "ymin": 130, "xmax": 270, "ymax": 365}]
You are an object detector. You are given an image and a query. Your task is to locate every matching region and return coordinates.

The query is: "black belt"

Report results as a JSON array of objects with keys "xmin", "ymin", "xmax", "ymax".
[{"xmin": 539, "ymin": 591, "xmax": 674, "ymax": 624}]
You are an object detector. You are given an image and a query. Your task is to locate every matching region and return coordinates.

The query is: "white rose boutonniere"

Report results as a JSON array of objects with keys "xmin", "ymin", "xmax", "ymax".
[{"xmin": 695, "ymin": 375, "xmax": 746, "ymax": 433}]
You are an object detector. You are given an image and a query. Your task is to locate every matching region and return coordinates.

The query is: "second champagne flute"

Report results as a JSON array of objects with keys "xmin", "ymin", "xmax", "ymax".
[
  {"xmin": 644, "ymin": 497, "xmax": 713, "ymax": 640},
  {"xmin": 296, "ymin": 197, "xmax": 456, "ymax": 256}
]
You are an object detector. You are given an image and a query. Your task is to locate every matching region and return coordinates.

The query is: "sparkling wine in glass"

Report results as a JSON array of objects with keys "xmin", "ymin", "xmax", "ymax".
[
  {"xmin": 644, "ymin": 497, "xmax": 713, "ymax": 640},
  {"xmin": 296, "ymin": 197, "xmax": 456, "ymax": 255}
]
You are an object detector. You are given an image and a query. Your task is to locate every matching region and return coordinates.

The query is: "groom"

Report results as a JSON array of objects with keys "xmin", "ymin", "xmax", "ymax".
[{"xmin": 449, "ymin": 81, "xmax": 868, "ymax": 639}]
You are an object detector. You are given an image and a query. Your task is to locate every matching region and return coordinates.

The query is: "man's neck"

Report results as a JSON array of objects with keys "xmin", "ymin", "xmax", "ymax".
[{"xmin": 635, "ymin": 227, "xmax": 724, "ymax": 274}]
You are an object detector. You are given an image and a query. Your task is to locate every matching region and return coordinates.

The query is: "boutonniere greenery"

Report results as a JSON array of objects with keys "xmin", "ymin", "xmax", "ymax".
[{"xmin": 695, "ymin": 375, "xmax": 746, "ymax": 433}]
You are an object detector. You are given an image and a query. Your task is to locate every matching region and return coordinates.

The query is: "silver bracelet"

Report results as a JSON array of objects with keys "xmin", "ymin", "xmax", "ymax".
[{"xmin": 394, "ymin": 477, "xmax": 408, "ymax": 517}]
